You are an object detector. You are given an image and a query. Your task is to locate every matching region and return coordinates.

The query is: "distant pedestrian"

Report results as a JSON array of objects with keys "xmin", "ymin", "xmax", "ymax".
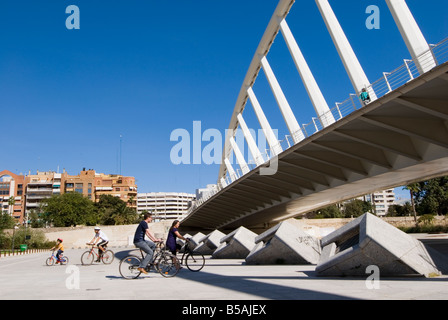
[{"xmin": 360, "ymin": 88, "xmax": 371, "ymax": 105}]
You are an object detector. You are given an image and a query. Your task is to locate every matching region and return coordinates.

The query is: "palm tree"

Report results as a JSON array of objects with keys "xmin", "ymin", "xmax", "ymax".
[
  {"xmin": 8, "ymin": 196, "xmax": 15, "ymax": 217},
  {"xmin": 403, "ymin": 183, "xmax": 419, "ymax": 223}
]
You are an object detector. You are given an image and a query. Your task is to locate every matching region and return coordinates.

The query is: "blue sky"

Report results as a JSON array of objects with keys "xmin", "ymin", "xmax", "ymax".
[{"xmin": 1, "ymin": 0, "xmax": 447, "ymax": 199}]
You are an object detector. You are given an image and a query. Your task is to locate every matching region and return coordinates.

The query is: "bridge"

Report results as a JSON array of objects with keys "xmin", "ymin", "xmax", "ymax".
[{"xmin": 181, "ymin": 0, "xmax": 448, "ymax": 232}]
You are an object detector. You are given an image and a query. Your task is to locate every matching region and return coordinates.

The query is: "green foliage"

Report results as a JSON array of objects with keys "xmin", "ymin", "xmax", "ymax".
[
  {"xmin": 418, "ymin": 214, "xmax": 435, "ymax": 225},
  {"xmin": 343, "ymin": 199, "xmax": 372, "ymax": 218},
  {"xmin": 95, "ymin": 195, "xmax": 139, "ymax": 225},
  {"xmin": 313, "ymin": 205, "xmax": 344, "ymax": 219},
  {"xmin": 0, "ymin": 227, "xmax": 55, "ymax": 250},
  {"xmin": 0, "ymin": 212, "xmax": 15, "ymax": 230},
  {"xmin": 44, "ymin": 192, "xmax": 98, "ymax": 227},
  {"xmin": 387, "ymin": 202, "xmax": 413, "ymax": 217},
  {"xmin": 410, "ymin": 177, "xmax": 448, "ymax": 215}
]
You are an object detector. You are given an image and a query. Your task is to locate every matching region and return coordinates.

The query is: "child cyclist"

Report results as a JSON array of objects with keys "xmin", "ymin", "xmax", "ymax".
[{"xmin": 50, "ymin": 238, "xmax": 64, "ymax": 264}]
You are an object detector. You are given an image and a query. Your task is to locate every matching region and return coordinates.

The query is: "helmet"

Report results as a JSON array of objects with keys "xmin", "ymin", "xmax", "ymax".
[
  {"xmin": 57, "ymin": 238, "xmax": 63, "ymax": 242},
  {"xmin": 94, "ymin": 227, "xmax": 100, "ymax": 230}
]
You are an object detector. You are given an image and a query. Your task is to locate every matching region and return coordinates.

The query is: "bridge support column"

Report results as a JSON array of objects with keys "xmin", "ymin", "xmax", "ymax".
[
  {"xmin": 237, "ymin": 113, "xmax": 264, "ymax": 166},
  {"xmin": 385, "ymin": 0, "xmax": 436, "ymax": 74},
  {"xmin": 247, "ymin": 87, "xmax": 283, "ymax": 156},
  {"xmin": 229, "ymin": 136, "xmax": 250, "ymax": 176},
  {"xmin": 224, "ymin": 158, "xmax": 237, "ymax": 182},
  {"xmin": 315, "ymin": 0, "xmax": 377, "ymax": 101},
  {"xmin": 260, "ymin": 56, "xmax": 305, "ymax": 143},
  {"xmin": 279, "ymin": 18, "xmax": 335, "ymax": 128}
]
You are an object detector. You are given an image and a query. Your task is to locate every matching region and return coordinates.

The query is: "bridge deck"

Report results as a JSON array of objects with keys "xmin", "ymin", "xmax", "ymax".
[{"xmin": 181, "ymin": 62, "xmax": 448, "ymax": 231}]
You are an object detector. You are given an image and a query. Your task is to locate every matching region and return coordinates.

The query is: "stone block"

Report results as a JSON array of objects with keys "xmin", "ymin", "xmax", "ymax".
[
  {"xmin": 187, "ymin": 232, "xmax": 205, "ymax": 251},
  {"xmin": 212, "ymin": 227, "xmax": 257, "ymax": 259},
  {"xmin": 245, "ymin": 221, "xmax": 321, "ymax": 265},
  {"xmin": 194, "ymin": 230, "xmax": 226, "ymax": 255},
  {"xmin": 316, "ymin": 213, "xmax": 441, "ymax": 277}
]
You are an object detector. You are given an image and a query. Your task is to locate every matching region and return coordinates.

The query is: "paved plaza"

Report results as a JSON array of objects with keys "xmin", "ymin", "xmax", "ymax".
[{"xmin": 0, "ymin": 245, "xmax": 447, "ymax": 301}]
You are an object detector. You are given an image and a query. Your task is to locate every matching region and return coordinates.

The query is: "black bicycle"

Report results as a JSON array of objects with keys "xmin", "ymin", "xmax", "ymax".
[
  {"xmin": 179, "ymin": 239, "xmax": 205, "ymax": 272},
  {"xmin": 119, "ymin": 242, "xmax": 179, "ymax": 279}
]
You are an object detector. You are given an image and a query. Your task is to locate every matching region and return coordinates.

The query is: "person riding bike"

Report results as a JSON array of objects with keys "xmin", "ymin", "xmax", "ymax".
[
  {"xmin": 87, "ymin": 227, "xmax": 109, "ymax": 262},
  {"xmin": 50, "ymin": 238, "xmax": 64, "ymax": 264},
  {"xmin": 133, "ymin": 213, "xmax": 162, "ymax": 274}
]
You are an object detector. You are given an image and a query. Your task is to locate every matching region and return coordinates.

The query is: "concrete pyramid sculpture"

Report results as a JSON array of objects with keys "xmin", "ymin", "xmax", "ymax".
[
  {"xmin": 316, "ymin": 213, "xmax": 441, "ymax": 277},
  {"xmin": 184, "ymin": 232, "xmax": 205, "ymax": 252},
  {"xmin": 245, "ymin": 221, "xmax": 321, "ymax": 265},
  {"xmin": 212, "ymin": 226, "xmax": 257, "ymax": 259},
  {"xmin": 194, "ymin": 230, "xmax": 226, "ymax": 255}
]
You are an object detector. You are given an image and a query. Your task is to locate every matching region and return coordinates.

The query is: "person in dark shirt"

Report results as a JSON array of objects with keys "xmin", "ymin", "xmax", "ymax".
[
  {"xmin": 133, "ymin": 213, "xmax": 162, "ymax": 274},
  {"xmin": 166, "ymin": 220, "xmax": 188, "ymax": 255}
]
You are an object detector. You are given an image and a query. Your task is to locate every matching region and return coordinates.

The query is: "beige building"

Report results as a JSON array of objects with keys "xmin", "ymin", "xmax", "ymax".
[{"xmin": 23, "ymin": 169, "xmax": 137, "ymax": 218}]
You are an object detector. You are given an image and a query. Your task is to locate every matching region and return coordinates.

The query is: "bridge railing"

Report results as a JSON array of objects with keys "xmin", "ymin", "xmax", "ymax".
[{"xmin": 184, "ymin": 37, "xmax": 448, "ymax": 217}]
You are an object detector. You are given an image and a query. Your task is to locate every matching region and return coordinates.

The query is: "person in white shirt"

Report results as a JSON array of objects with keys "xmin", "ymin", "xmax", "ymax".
[{"xmin": 87, "ymin": 227, "xmax": 109, "ymax": 262}]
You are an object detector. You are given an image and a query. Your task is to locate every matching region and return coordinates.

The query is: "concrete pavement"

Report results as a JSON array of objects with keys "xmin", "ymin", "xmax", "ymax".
[{"xmin": 0, "ymin": 246, "xmax": 447, "ymax": 301}]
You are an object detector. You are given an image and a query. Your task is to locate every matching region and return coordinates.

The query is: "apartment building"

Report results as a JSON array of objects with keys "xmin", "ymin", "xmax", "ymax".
[
  {"xmin": 137, "ymin": 192, "xmax": 195, "ymax": 221},
  {"xmin": 1, "ymin": 169, "xmax": 138, "ymax": 222},
  {"xmin": 0, "ymin": 170, "xmax": 25, "ymax": 222},
  {"xmin": 360, "ymin": 188, "xmax": 396, "ymax": 216}
]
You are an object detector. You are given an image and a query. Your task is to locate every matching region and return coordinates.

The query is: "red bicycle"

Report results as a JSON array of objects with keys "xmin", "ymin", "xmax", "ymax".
[{"xmin": 81, "ymin": 244, "xmax": 114, "ymax": 265}]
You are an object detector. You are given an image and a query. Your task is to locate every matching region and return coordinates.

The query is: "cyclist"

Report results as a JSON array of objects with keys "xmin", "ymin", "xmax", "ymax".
[
  {"xmin": 133, "ymin": 212, "xmax": 162, "ymax": 274},
  {"xmin": 50, "ymin": 238, "xmax": 64, "ymax": 264},
  {"xmin": 87, "ymin": 227, "xmax": 109, "ymax": 262},
  {"xmin": 166, "ymin": 220, "xmax": 188, "ymax": 255}
]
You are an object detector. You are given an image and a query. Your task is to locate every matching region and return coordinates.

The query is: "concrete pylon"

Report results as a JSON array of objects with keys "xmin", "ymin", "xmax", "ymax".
[
  {"xmin": 316, "ymin": 213, "xmax": 441, "ymax": 277},
  {"xmin": 245, "ymin": 221, "xmax": 321, "ymax": 265},
  {"xmin": 212, "ymin": 226, "xmax": 257, "ymax": 259},
  {"xmin": 185, "ymin": 232, "xmax": 205, "ymax": 252},
  {"xmin": 193, "ymin": 230, "xmax": 226, "ymax": 255}
]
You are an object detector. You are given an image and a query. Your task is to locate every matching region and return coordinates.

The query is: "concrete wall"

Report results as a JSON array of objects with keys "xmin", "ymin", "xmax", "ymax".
[{"xmin": 36, "ymin": 221, "xmax": 173, "ymax": 249}]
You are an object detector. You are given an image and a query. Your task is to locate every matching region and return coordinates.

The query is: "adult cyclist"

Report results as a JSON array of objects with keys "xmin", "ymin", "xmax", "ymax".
[
  {"xmin": 133, "ymin": 212, "xmax": 162, "ymax": 274},
  {"xmin": 87, "ymin": 227, "xmax": 109, "ymax": 262}
]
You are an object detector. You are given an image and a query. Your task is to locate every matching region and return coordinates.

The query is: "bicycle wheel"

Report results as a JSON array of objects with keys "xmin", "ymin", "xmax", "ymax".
[
  {"xmin": 60, "ymin": 256, "xmax": 69, "ymax": 265},
  {"xmin": 119, "ymin": 255, "xmax": 142, "ymax": 279},
  {"xmin": 156, "ymin": 253, "xmax": 180, "ymax": 278},
  {"xmin": 101, "ymin": 250, "xmax": 115, "ymax": 264},
  {"xmin": 46, "ymin": 257, "xmax": 55, "ymax": 266},
  {"xmin": 81, "ymin": 251, "xmax": 94, "ymax": 265},
  {"xmin": 185, "ymin": 253, "xmax": 205, "ymax": 272}
]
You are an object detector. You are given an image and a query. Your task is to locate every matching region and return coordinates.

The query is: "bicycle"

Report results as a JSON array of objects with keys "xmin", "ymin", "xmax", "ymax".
[
  {"xmin": 119, "ymin": 241, "xmax": 180, "ymax": 279},
  {"xmin": 178, "ymin": 239, "xmax": 205, "ymax": 272},
  {"xmin": 46, "ymin": 250, "xmax": 69, "ymax": 266},
  {"xmin": 81, "ymin": 243, "xmax": 114, "ymax": 265}
]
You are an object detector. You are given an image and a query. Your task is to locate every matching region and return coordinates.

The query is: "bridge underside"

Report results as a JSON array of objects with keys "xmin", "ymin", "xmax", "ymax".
[{"xmin": 181, "ymin": 62, "xmax": 448, "ymax": 232}]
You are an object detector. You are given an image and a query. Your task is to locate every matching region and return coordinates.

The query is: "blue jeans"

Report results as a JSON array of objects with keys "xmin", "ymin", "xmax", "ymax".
[{"xmin": 134, "ymin": 240, "xmax": 156, "ymax": 268}]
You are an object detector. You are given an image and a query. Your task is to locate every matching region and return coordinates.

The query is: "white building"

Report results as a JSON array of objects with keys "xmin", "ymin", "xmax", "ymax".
[
  {"xmin": 137, "ymin": 192, "xmax": 196, "ymax": 221},
  {"xmin": 360, "ymin": 188, "xmax": 396, "ymax": 216}
]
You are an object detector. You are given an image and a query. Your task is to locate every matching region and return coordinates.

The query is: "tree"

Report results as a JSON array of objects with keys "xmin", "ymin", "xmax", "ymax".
[
  {"xmin": 403, "ymin": 183, "xmax": 419, "ymax": 222},
  {"xmin": 0, "ymin": 211, "xmax": 15, "ymax": 230},
  {"xmin": 44, "ymin": 193, "xmax": 98, "ymax": 227},
  {"xmin": 343, "ymin": 199, "xmax": 370, "ymax": 218},
  {"xmin": 387, "ymin": 202, "xmax": 413, "ymax": 217},
  {"xmin": 96, "ymin": 195, "xmax": 138, "ymax": 225},
  {"xmin": 314, "ymin": 205, "xmax": 343, "ymax": 218}
]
